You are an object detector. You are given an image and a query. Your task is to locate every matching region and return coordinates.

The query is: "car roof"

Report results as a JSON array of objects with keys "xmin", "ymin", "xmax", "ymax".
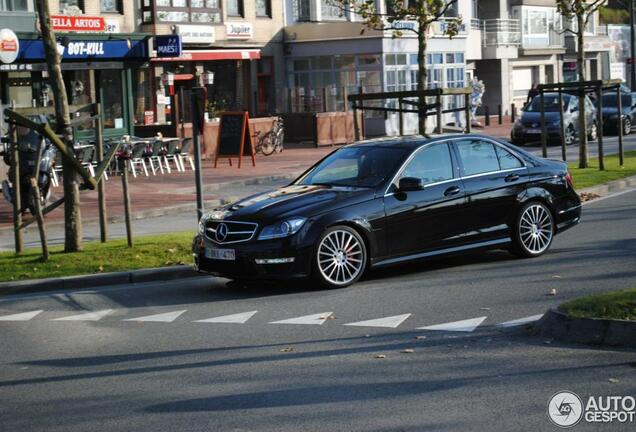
[{"xmin": 348, "ymin": 134, "xmax": 505, "ymax": 150}]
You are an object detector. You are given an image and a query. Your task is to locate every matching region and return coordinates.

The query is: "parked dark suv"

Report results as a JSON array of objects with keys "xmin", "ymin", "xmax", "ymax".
[
  {"xmin": 511, "ymin": 93, "xmax": 598, "ymax": 146},
  {"xmin": 601, "ymin": 92, "xmax": 636, "ymax": 135}
]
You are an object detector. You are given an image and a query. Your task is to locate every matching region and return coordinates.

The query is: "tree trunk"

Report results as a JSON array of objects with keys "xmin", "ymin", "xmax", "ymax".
[
  {"xmin": 576, "ymin": 16, "xmax": 588, "ymax": 169},
  {"xmin": 417, "ymin": 21, "xmax": 429, "ymax": 136},
  {"xmin": 35, "ymin": 0, "xmax": 82, "ymax": 251}
]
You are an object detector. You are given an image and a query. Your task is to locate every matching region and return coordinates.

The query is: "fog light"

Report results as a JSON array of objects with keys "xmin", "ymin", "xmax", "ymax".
[{"xmin": 255, "ymin": 257, "xmax": 295, "ymax": 264}]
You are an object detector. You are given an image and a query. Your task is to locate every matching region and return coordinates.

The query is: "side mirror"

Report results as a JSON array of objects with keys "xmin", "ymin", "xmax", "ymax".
[{"xmin": 398, "ymin": 176, "xmax": 423, "ymax": 192}]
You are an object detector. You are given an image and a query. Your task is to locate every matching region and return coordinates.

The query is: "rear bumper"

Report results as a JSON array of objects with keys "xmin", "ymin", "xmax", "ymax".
[{"xmin": 192, "ymin": 234, "xmax": 313, "ymax": 280}]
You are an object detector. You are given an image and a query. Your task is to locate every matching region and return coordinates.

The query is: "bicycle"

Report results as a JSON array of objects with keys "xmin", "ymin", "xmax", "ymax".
[{"xmin": 255, "ymin": 116, "xmax": 284, "ymax": 156}]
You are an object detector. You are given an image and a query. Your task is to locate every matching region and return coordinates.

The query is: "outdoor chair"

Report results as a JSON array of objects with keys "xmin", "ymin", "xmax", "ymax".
[
  {"xmin": 176, "ymin": 137, "xmax": 195, "ymax": 171},
  {"xmin": 78, "ymin": 145, "xmax": 96, "ymax": 178},
  {"xmin": 163, "ymin": 138, "xmax": 183, "ymax": 173},
  {"xmin": 145, "ymin": 139, "xmax": 166, "ymax": 175},
  {"xmin": 129, "ymin": 141, "xmax": 150, "ymax": 178}
]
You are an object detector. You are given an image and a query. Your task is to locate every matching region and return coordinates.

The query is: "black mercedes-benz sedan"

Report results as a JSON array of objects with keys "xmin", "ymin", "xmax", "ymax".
[{"xmin": 193, "ymin": 135, "xmax": 581, "ymax": 288}]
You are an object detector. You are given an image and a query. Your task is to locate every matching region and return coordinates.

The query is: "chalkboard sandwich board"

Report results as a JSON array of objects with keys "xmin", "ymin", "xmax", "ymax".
[{"xmin": 214, "ymin": 111, "xmax": 256, "ymax": 168}]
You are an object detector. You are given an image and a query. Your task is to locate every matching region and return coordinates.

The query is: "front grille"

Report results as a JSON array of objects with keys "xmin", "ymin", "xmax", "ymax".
[{"xmin": 204, "ymin": 220, "xmax": 258, "ymax": 244}]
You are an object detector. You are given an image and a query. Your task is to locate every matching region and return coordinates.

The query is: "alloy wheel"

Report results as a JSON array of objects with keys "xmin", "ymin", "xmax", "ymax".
[
  {"xmin": 519, "ymin": 204, "xmax": 553, "ymax": 255},
  {"xmin": 564, "ymin": 125, "xmax": 575, "ymax": 145},
  {"xmin": 588, "ymin": 122, "xmax": 598, "ymax": 140},
  {"xmin": 317, "ymin": 229, "xmax": 365, "ymax": 286},
  {"xmin": 624, "ymin": 118, "xmax": 631, "ymax": 136}
]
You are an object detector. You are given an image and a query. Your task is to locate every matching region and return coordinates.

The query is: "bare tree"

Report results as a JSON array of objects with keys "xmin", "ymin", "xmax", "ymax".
[
  {"xmin": 330, "ymin": 0, "xmax": 461, "ymax": 134},
  {"xmin": 556, "ymin": 0, "xmax": 607, "ymax": 168},
  {"xmin": 35, "ymin": 0, "xmax": 83, "ymax": 251}
]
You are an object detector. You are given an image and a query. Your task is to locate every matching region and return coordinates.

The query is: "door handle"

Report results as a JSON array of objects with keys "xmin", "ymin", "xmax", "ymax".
[
  {"xmin": 444, "ymin": 186, "xmax": 461, "ymax": 196},
  {"xmin": 505, "ymin": 174, "xmax": 520, "ymax": 182}
]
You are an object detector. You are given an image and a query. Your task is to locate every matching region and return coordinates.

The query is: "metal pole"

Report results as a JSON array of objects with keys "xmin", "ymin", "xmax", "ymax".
[
  {"xmin": 95, "ymin": 103, "xmax": 107, "ymax": 243},
  {"xmin": 121, "ymin": 160, "xmax": 133, "ymax": 247},
  {"xmin": 596, "ymin": 84, "xmax": 604, "ymax": 171},
  {"xmin": 191, "ymin": 87, "xmax": 205, "ymax": 222},
  {"xmin": 540, "ymin": 91, "xmax": 547, "ymax": 158},
  {"xmin": 179, "ymin": 86, "xmax": 186, "ymax": 139},
  {"xmin": 398, "ymin": 98, "xmax": 404, "ymax": 136},
  {"xmin": 464, "ymin": 93, "xmax": 471, "ymax": 133},
  {"xmin": 484, "ymin": 105, "xmax": 490, "ymax": 126},
  {"xmin": 498, "ymin": 104, "xmax": 502, "ymax": 124},
  {"xmin": 436, "ymin": 93, "xmax": 443, "ymax": 134},
  {"xmin": 630, "ymin": 0, "xmax": 636, "ymax": 90},
  {"xmin": 558, "ymin": 91, "xmax": 566, "ymax": 161},
  {"xmin": 10, "ymin": 121, "xmax": 23, "ymax": 253},
  {"xmin": 511, "ymin": 103, "xmax": 516, "ymax": 123},
  {"xmin": 617, "ymin": 85, "xmax": 624, "ymax": 166}
]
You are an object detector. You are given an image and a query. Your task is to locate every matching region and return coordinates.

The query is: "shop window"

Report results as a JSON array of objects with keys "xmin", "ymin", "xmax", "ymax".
[
  {"xmin": 157, "ymin": 11, "xmax": 189, "ymax": 22},
  {"xmin": 100, "ymin": 70, "xmax": 125, "ymax": 130},
  {"xmin": 227, "ymin": 0, "xmax": 243, "ymax": 17},
  {"xmin": 321, "ymin": 0, "xmax": 344, "ymax": 21},
  {"xmin": 255, "ymin": 0, "xmax": 270, "ymax": 17},
  {"xmin": 101, "ymin": 0, "xmax": 122, "ymax": 13},
  {"xmin": 1, "ymin": 0, "xmax": 31, "ymax": 11},
  {"xmin": 59, "ymin": 0, "xmax": 83, "ymax": 12},
  {"xmin": 293, "ymin": 0, "xmax": 311, "ymax": 21}
]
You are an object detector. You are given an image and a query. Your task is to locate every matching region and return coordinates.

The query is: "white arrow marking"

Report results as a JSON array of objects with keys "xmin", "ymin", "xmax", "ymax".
[
  {"xmin": 496, "ymin": 314, "xmax": 544, "ymax": 328},
  {"xmin": 53, "ymin": 309, "xmax": 114, "ymax": 321},
  {"xmin": 0, "ymin": 310, "xmax": 43, "ymax": 321},
  {"xmin": 123, "ymin": 310, "xmax": 187, "ymax": 323},
  {"xmin": 269, "ymin": 312, "xmax": 333, "ymax": 325},
  {"xmin": 417, "ymin": 316, "xmax": 487, "ymax": 332},
  {"xmin": 194, "ymin": 311, "xmax": 258, "ymax": 324},
  {"xmin": 343, "ymin": 313, "xmax": 412, "ymax": 328}
]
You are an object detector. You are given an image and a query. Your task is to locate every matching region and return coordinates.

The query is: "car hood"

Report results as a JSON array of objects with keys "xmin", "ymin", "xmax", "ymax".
[
  {"xmin": 520, "ymin": 111, "xmax": 561, "ymax": 124},
  {"xmin": 211, "ymin": 184, "xmax": 376, "ymax": 223}
]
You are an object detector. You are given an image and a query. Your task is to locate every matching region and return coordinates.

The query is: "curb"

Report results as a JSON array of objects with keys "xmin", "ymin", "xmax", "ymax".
[
  {"xmin": 579, "ymin": 175, "xmax": 636, "ymax": 196},
  {"xmin": 0, "ymin": 265, "xmax": 203, "ymax": 297},
  {"xmin": 535, "ymin": 309, "xmax": 636, "ymax": 348}
]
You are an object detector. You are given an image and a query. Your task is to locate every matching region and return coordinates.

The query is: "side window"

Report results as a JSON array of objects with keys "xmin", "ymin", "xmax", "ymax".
[
  {"xmin": 495, "ymin": 146, "xmax": 523, "ymax": 170},
  {"xmin": 456, "ymin": 140, "xmax": 500, "ymax": 176},
  {"xmin": 401, "ymin": 144, "xmax": 454, "ymax": 185}
]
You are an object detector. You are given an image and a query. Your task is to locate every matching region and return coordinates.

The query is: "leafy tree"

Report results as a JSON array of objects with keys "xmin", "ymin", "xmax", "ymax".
[
  {"xmin": 330, "ymin": 0, "xmax": 461, "ymax": 134},
  {"xmin": 556, "ymin": 0, "xmax": 607, "ymax": 168}
]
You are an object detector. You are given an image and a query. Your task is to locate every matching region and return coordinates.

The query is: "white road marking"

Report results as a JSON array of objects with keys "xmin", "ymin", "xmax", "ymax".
[
  {"xmin": 496, "ymin": 314, "xmax": 544, "ymax": 328},
  {"xmin": 122, "ymin": 310, "xmax": 187, "ymax": 323},
  {"xmin": 194, "ymin": 311, "xmax": 257, "ymax": 324},
  {"xmin": 0, "ymin": 310, "xmax": 43, "ymax": 321},
  {"xmin": 53, "ymin": 309, "xmax": 114, "ymax": 321},
  {"xmin": 417, "ymin": 316, "xmax": 487, "ymax": 332},
  {"xmin": 343, "ymin": 313, "xmax": 412, "ymax": 328},
  {"xmin": 269, "ymin": 312, "xmax": 333, "ymax": 325}
]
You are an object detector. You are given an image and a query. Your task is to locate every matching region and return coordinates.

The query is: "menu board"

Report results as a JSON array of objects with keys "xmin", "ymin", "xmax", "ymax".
[{"xmin": 214, "ymin": 111, "xmax": 255, "ymax": 168}]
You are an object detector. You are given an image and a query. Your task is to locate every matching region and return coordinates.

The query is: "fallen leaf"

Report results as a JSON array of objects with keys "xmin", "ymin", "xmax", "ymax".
[
  {"xmin": 326, "ymin": 315, "xmax": 337, "ymax": 320},
  {"xmin": 33, "ymin": 267, "xmax": 38, "ymax": 271},
  {"xmin": 135, "ymin": 255, "xmax": 141, "ymax": 260},
  {"xmin": 544, "ymin": 340, "xmax": 553, "ymax": 345},
  {"xmin": 609, "ymin": 378, "xmax": 619, "ymax": 384},
  {"xmin": 167, "ymin": 248, "xmax": 176, "ymax": 254},
  {"xmin": 364, "ymin": 334, "xmax": 371, "ymax": 338},
  {"xmin": 552, "ymin": 275, "xmax": 562, "ymax": 279},
  {"xmin": 374, "ymin": 354, "xmax": 386, "ymax": 359},
  {"xmin": 280, "ymin": 347, "xmax": 294, "ymax": 353},
  {"xmin": 402, "ymin": 349, "xmax": 414, "ymax": 354},
  {"xmin": 549, "ymin": 288, "xmax": 558, "ymax": 296},
  {"xmin": 55, "ymin": 264, "xmax": 61, "ymax": 269},
  {"xmin": 414, "ymin": 335, "xmax": 427, "ymax": 340},
  {"xmin": 97, "ymin": 265, "xmax": 104, "ymax": 272}
]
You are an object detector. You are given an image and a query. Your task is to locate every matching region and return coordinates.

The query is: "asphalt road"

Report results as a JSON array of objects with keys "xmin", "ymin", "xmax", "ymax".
[
  {"xmin": 1, "ymin": 132, "xmax": 636, "ymax": 251},
  {"xmin": 0, "ymin": 192, "xmax": 635, "ymax": 432}
]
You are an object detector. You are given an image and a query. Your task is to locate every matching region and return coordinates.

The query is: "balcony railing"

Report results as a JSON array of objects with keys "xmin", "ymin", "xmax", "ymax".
[{"xmin": 482, "ymin": 19, "xmax": 521, "ymax": 47}]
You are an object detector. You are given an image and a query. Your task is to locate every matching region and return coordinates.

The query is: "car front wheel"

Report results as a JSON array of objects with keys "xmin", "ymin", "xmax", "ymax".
[
  {"xmin": 510, "ymin": 202, "xmax": 555, "ymax": 258},
  {"xmin": 314, "ymin": 225, "xmax": 367, "ymax": 288},
  {"xmin": 623, "ymin": 118, "xmax": 632, "ymax": 136}
]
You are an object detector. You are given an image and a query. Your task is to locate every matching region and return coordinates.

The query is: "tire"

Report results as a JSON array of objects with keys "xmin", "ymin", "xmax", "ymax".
[
  {"xmin": 623, "ymin": 118, "xmax": 631, "ymax": 136},
  {"xmin": 510, "ymin": 201, "xmax": 555, "ymax": 258},
  {"xmin": 260, "ymin": 135, "xmax": 275, "ymax": 156},
  {"xmin": 313, "ymin": 225, "xmax": 367, "ymax": 288},
  {"xmin": 564, "ymin": 124, "xmax": 575, "ymax": 146},
  {"xmin": 587, "ymin": 121, "xmax": 598, "ymax": 141}
]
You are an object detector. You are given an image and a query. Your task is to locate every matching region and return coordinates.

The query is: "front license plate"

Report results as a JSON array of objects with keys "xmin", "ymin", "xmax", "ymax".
[
  {"xmin": 526, "ymin": 128, "xmax": 541, "ymax": 134},
  {"xmin": 205, "ymin": 247, "xmax": 236, "ymax": 261}
]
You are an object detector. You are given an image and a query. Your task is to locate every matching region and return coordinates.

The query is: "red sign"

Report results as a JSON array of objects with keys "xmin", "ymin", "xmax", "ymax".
[{"xmin": 51, "ymin": 15, "xmax": 106, "ymax": 32}]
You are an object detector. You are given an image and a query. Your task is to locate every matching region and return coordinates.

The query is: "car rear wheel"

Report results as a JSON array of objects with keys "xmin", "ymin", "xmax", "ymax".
[
  {"xmin": 510, "ymin": 202, "xmax": 555, "ymax": 258},
  {"xmin": 314, "ymin": 225, "xmax": 367, "ymax": 288},
  {"xmin": 623, "ymin": 118, "xmax": 632, "ymax": 136},
  {"xmin": 564, "ymin": 124, "xmax": 575, "ymax": 145}
]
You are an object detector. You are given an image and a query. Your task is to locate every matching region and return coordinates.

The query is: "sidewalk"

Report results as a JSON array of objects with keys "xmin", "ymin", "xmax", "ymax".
[{"xmin": 0, "ymin": 143, "xmax": 335, "ymax": 231}]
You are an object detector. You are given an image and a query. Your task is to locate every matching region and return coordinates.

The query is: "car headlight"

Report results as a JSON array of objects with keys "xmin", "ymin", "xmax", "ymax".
[
  {"xmin": 198, "ymin": 217, "xmax": 206, "ymax": 235},
  {"xmin": 258, "ymin": 217, "xmax": 307, "ymax": 240}
]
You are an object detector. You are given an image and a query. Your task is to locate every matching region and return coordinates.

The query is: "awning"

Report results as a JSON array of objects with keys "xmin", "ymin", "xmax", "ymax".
[{"xmin": 151, "ymin": 49, "xmax": 260, "ymax": 62}]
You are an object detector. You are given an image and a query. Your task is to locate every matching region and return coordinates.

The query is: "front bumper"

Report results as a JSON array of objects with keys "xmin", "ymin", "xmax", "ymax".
[
  {"xmin": 192, "ymin": 234, "xmax": 313, "ymax": 280},
  {"xmin": 511, "ymin": 128, "xmax": 562, "ymax": 144}
]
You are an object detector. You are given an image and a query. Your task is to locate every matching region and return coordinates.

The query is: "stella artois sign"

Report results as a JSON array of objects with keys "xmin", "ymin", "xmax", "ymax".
[
  {"xmin": 0, "ymin": 28, "xmax": 19, "ymax": 64},
  {"xmin": 51, "ymin": 15, "xmax": 106, "ymax": 32}
]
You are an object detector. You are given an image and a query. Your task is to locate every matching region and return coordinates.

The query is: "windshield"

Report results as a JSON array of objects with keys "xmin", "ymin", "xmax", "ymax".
[
  {"xmin": 296, "ymin": 146, "xmax": 409, "ymax": 188},
  {"xmin": 525, "ymin": 95, "xmax": 572, "ymax": 112}
]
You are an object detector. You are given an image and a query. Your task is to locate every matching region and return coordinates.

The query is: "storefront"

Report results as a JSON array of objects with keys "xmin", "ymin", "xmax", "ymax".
[{"xmin": 0, "ymin": 32, "xmax": 150, "ymax": 139}]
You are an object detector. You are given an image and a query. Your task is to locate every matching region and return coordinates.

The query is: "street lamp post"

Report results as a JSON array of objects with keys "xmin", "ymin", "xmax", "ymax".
[{"xmin": 631, "ymin": 0, "xmax": 636, "ymax": 90}]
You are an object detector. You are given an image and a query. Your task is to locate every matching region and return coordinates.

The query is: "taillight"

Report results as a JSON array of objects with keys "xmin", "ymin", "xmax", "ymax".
[{"xmin": 565, "ymin": 172, "xmax": 574, "ymax": 188}]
